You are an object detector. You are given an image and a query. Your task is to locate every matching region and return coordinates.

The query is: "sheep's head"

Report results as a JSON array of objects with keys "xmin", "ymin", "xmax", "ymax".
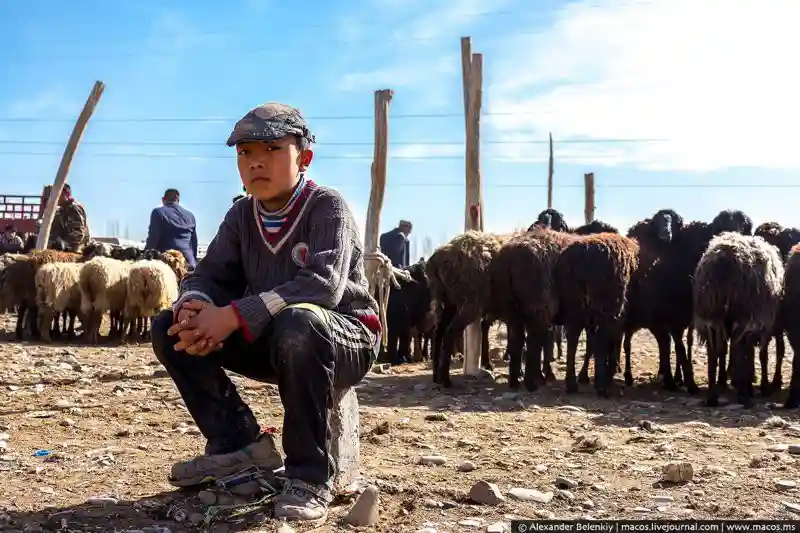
[
  {"xmin": 711, "ymin": 209, "xmax": 753, "ymax": 236},
  {"xmin": 530, "ymin": 208, "xmax": 569, "ymax": 233},
  {"xmin": 650, "ymin": 209, "xmax": 684, "ymax": 243},
  {"xmin": 139, "ymin": 248, "xmax": 161, "ymax": 261},
  {"xmin": 574, "ymin": 220, "xmax": 619, "ymax": 236},
  {"xmin": 159, "ymin": 250, "xmax": 189, "ymax": 280},
  {"xmin": 83, "ymin": 241, "xmax": 112, "ymax": 260}
]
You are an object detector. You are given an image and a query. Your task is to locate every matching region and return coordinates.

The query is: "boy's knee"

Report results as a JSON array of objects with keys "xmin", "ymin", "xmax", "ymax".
[
  {"xmin": 151, "ymin": 310, "xmax": 176, "ymax": 362},
  {"xmin": 271, "ymin": 306, "xmax": 329, "ymax": 365}
]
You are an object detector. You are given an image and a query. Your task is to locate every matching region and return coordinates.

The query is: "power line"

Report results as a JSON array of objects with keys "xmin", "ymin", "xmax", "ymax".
[
  {"xmin": 0, "ymin": 110, "xmax": 539, "ymax": 123},
  {"xmin": 0, "ymin": 138, "xmax": 668, "ymax": 146}
]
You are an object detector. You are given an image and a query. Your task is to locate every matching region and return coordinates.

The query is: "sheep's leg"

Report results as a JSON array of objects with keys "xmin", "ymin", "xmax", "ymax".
[
  {"xmin": 652, "ymin": 329, "xmax": 676, "ymax": 391},
  {"xmin": 705, "ymin": 328, "xmax": 728, "ymax": 407},
  {"xmin": 542, "ymin": 327, "xmax": 557, "ymax": 382},
  {"xmin": 783, "ymin": 327, "xmax": 800, "ymax": 408},
  {"xmin": 480, "ymin": 318, "xmax": 493, "ymax": 372},
  {"xmin": 554, "ymin": 325, "xmax": 564, "ymax": 361},
  {"xmin": 523, "ymin": 324, "xmax": 547, "ymax": 392},
  {"xmin": 672, "ymin": 326, "xmax": 698, "ymax": 395},
  {"xmin": 759, "ymin": 334, "xmax": 774, "ymax": 397},
  {"xmin": 731, "ymin": 339, "xmax": 755, "ymax": 407},
  {"xmin": 772, "ymin": 333, "xmax": 785, "ymax": 394},
  {"xmin": 422, "ymin": 334, "xmax": 430, "ymax": 361},
  {"xmin": 578, "ymin": 328, "xmax": 592, "ymax": 384},
  {"xmin": 15, "ymin": 303, "xmax": 28, "ymax": 340},
  {"xmin": 68, "ymin": 311, "xmax": 76, "ymax": 338},
  {"xmin": 719, "ymin": 342, "xmax": 730, "ymax": 390},
  {"xmin": 564, "ymin": 323, "xmax": 582, "ymax": 394},
  {"xmin": 398, "ymin": 329, "xmax": 412, "ymax": 364},
  {"xmin": 440, "ymin": 311, "xmax": 469, "ymax": 389},
  {"xmin": 506, "ymin": 318, "xmax": 526, "ymax": 390},
  {"xmin": 386, "ymin": 325, "xmax": 401, "ymax": 364},
  {"xmin": 591, "ymin": 327, "xmax": 612, "ymax": 398},
  {"xmin": 431, "ymin": 304, "xmax": 454, "ymax": 385},
  {"xmin": 38, "ymin": 309, "xmax": 54, "ymax": 343},
  {"xmin": 622, "ymin": 329, "xmax": 634, "ymax": 386}
]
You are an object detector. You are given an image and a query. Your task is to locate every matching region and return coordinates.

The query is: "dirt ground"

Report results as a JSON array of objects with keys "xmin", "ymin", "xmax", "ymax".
[{"xmin": 3, "ymin": 314, "xmax": 800, "ymax": 533}]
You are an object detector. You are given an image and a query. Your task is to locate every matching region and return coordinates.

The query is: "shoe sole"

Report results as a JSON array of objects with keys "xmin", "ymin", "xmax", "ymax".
[{"xmin": 168, "ymin": 458, "xmax": 284, "ymax": 488}]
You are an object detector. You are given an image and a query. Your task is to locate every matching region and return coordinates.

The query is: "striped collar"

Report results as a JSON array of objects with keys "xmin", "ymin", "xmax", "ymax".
[{"xmin": 256, "ymin": 174, "xmax": 307, "ymax": 218}]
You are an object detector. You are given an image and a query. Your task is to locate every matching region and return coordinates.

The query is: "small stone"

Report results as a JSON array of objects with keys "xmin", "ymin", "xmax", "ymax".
[
  {"xmin": 416, "ymin": 529, "xmax": 437, "ymax": 533},
  {"xmin": 777, "ymin": 480, "xmax": 797, "ymax": 490},
  {"xmin": 662, "ymin": 461, "xmax": 693, "ymax": 483},
  {"xmin": 87, "ymin": 496, "xmax": 118, "ymax": 505},
  {"xmin": 555, "ymin": 476, "xmax": 578, "ymax": 489},
  {"xmin": 788, "ymin": 445, "xmax": 800, "ymax": 455},
  {"xmin": 652, "ymin": 495, "xmax": 674, "ymax": 503},
  {"xmin": 582, "ymin": 499, "xmax": 595, "ymax": 508},
  {"xmin": 768, "ymin": 444, "xmax": 789, "ymax": 452},
  {"xmin": 425, "ymin": 413, "xmax": 448, "ymax": 422},
  {"xmin": 469, "ymin": 480, "xmax": 505, "ymax": 505},
  {"xmin": 487, "ymin": 522, "xmax": 508, "ymax": 533},
  {"xmin": 457, "ymin": 438, "xmax": 477, "ymax": 447},
  {"xmin": 534, "ymin": 509, "xmax": 556, "ymax": 519},
  {"xmin": 342, "ymin": 485, "xmax": 379, "ymax": 526},
  {"xmin": 556, "ymin": 489, "xmax": 574, "ymax": 501},
  {"xmin": 459, "ymin": 460, "xmax": 477, "ymax": 472},
  {"xmin": 423, "ymin": 498, "xmax": 441, "ymax": 508},
  {"xmin": 276, "ymin": 523, "xmax": 296, "ymax": 533},
  {"xmin": 507, "ymin": 488, "xmax": 553, "ymax": 503},
  {"xmin": 782, "ymin": 501, "xmax": 800, "ymax": 514},
  {"xmin": 60, "ymin": 418, "xmax": 75, "ymax": 427},
  {"xmin": 458, "ymin": 518, "xmax": 481, "ymax": 527},
  {"xmin": 572, "ymin": 434, "xmax": 607, "ymax": 453},
  {"xmin": 535, "ymin": 464, "xmax": 548, "ymax": 474},
  {"xmin": 764, "ymin": 416, "xmax": 790, "ymax": 429},
  {"xmin": 418, "ymin": 455, "xmax": 447, "ymax": 466},
  {"xmin": 633, "ymin": 507, "xmax": 651, "ymax": 513},
  {"xmin": 197, "ymin": 490, "xmax": 216, "ymax": 505}
]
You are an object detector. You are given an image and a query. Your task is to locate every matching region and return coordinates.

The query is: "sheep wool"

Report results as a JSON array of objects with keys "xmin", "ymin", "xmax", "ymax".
[
  {"xmin": 34, "ymin": 262, "xmax": 83, "ymax": 342},
  {"xmin": 79, "ymin": 256, "xmax": 132, "ymax": 344}
]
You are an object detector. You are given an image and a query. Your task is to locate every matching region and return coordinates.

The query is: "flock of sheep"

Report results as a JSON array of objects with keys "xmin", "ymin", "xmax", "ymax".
[
  {"xmin": 387, "ymin": 208, "xmax": 800, "ymax": 410},
  {"xmin": 0, "ymin": 242, "xmax": 188, "ymax": 345}
]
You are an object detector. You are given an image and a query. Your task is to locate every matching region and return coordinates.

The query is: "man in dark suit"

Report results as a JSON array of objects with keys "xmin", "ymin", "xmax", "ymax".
[
  {"xmin": 379, "ymin": 220, "xmax": 412, "ymax": 268},
  {"xmin": 145, "ymin": 188, "xmax": 198, "ymax": 269}
]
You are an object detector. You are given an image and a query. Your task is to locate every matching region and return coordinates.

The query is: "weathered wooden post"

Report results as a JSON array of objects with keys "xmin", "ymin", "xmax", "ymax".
[
  {"xmin": 584, "ymin": 172, "xmax": 595, "ymax": 224},
  {"xmin": 547, "ymin": 132, "xmax": 554, "ymax": 208},
  {"xmin": 36, "ymin": 80, "xmax": 105, "ymax": 250},
  {"xmin": 462, "ymin": 37, "xmax": 484, "ymax": 376},
  {"xmin": 363, "ymin": 89, "xmax": 393, "ymax": 292}
]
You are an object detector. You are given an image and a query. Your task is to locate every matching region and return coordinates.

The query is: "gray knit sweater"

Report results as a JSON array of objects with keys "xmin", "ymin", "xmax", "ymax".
[{"xmin": 174, "ymin": 180, "xmax": 379, "ymax": 341}]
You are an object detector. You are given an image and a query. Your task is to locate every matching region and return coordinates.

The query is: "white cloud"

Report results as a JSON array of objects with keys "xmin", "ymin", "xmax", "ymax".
[{"xmin": 487, "ymin": 0, "xmax": 800, "ymax": 172}]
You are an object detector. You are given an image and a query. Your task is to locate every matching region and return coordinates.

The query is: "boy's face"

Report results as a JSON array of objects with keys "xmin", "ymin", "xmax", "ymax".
[{"xmin": 236, "ymin": 137, "xmax": 312, "ymax": 202}]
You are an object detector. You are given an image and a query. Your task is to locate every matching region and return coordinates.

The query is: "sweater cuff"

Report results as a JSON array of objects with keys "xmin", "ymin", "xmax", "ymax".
[
  {"xmin": 172, "ymin": 290, "xmax": 213, "ymax": 315},
  {"xmin": 231, "ymin": 290, "xmax": 286, "ymax": 342}
]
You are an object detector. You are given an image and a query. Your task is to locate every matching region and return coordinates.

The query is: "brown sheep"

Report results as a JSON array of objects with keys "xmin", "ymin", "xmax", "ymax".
[
  {"xmin": 426, "ymin": 230, "xmax": 509, "ymax": 387},
  {"xmin": 555, "ymin": 232, "xmax": 639, "ymax": 397},
  {"xmin": 780, "ymin": 244, "xmax": 800, "ymax": 408},
  {"xmin": 490, "ymin": 228, "xmax": 575, "ymax": 391}
]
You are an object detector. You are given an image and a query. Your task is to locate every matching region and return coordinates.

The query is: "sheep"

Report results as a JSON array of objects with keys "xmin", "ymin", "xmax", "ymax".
[
  {"xmin": 780, "ymin": 244, "xmax": 800, "ymax": 408},
  {"xmin": 573, "ymin": 220, "xmax": 619, "ymax": 236},
  {"xmin": 0, "ymin": 253, "xmax": 26, "ymax": 313},
  {"xmin": 79, "ymin": 256, "xmax": 132, "ymax": 344},
  {"xmin": 527, "ymin": 208, "xmax": 569, "ymax": 232},
  {"xmin": 3, "ymin": 250, "xmax": 82, "ymax": 340},
  {"xmin": 123, "ymin": 258, "xmax": 180, "ymax": 342},
  {"xmin": 693, "ymin": 232, "xmax": 784, "ymax": 407},
  {"xmin": 158, "ymin": 249, "xmax": 190, "ymax": 281},
  {"xmin": 385, "ymin": 258, "xmax": 432, "ymax": 365},
  {"xmin": 34, "ymin": 262, "xmax": 84, "ymax": 342},
  {"xmin": 490, "ymin": 228, "xmax": 576, "ymax": 391},
  {"xmin": 426, "ymin": 230, "xmax": 509, "ymax": 387},
  {"xmin": 555, "ymin": 232, "xmax": 639, "ymax": 397},
  {"xmin": 609, "ymin": 210, "xmax": 695, "ymax": 392}
]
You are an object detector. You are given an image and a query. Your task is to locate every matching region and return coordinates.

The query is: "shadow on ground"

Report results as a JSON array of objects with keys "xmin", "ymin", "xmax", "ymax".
[
  {"xmin": 0, "ymin": 487, "xmax": 359, "ymax": 533},
  {"xmin": 356, "ymin": 358, "xmax": 800, "ymax": 430}
]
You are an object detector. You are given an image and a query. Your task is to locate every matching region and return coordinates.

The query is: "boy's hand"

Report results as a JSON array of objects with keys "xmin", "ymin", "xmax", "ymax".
[{"xmin": 172, "ymin": 301, "xmax": 240, "ymax": 356}]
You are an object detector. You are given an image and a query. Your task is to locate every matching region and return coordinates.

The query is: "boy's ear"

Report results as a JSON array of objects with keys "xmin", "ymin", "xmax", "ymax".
[{"xmin": 299, "ymin": 149, "xmax": 314, "ymax": 170}]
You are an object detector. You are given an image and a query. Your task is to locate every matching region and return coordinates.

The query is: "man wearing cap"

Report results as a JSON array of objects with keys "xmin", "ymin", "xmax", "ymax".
[
  {"xmin": 380, "ymin": 219, "xmax": 412, "ymax": 268},
  {"xmin": 150, "ymin": 103, "xmax": 381, "ymax": 526},
  {"xmin": 48, "ymin": 184, "xmax": 90, "ymax": 252},
  {"xmin": 0, "ymin": 224, "xmax": 23, "ymax": 253}
]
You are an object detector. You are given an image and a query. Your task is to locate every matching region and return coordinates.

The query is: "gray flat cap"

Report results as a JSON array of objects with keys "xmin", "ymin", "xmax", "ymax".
[{"xmin": 226, "ymin": 102, "xmax": 316, "ymax": 147}]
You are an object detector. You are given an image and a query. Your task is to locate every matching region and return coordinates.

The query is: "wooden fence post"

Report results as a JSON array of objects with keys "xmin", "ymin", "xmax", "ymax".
[
  {"xmin": 363, "ymin": 89, "xmax": 394, "ymax": 293},
  {"xmin": 584, "ymin": 172, "xmax": 595, "ymax": 224},
  {"xmin": 547, "ymin": 132, "xmax": 554, "ymax": 208},
  {"xmin": 462, "ymin": 40, "xmax": 484, "ymax": 376},
  {"xmin": 36, "ymin": 80, "xmax": 105, "ymax": 250}
]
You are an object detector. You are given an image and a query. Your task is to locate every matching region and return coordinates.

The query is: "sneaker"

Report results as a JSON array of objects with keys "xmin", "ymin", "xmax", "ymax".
[
  {"xmin": 168, "ymin": 432, "xmax": 283, "ymax": 488},
  {"xmin": 273, "ymin": 479, "xmax": 330, "ymax": 526}
]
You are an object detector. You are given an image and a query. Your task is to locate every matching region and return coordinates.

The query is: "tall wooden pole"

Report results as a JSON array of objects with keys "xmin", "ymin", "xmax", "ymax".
[
  {"xmin": 584, "ymin": 172, "xmax": 595, "ymax": 224},
  {"xmin": 460, "ymin": 37, "xmax": 472, "ymax": 130},
  {"xmin": 462, "ymin": 40, "xmax": 484, "ymax": 376},
  {"xmin": 36, "ymin": 80, "xmax": 105, "ymax": 250},
  {"xmin": 547, "ymin": 132, "xmax": 554, "ymax": 209},
  {"xmin": 364, "ymin": 89, "xmax": 394, "ymax": 292}
]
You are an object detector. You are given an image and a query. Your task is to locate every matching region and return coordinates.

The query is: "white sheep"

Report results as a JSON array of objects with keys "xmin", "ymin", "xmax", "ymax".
[
  {"xmin": 79, "ymin": 256, "xmax": 132, "ymax": 344},
  {"xmin": 123, "ymin": 259, "xmax": 180, "ymax": 342},
  {"xmin": 34, "ymin": 261, "xmax": 84, "ymax": 342}
]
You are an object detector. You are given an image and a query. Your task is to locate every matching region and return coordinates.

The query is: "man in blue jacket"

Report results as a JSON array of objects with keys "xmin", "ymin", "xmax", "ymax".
[
  {"xmin": 379, "ymin": 220, "xmax": 412, "ymax": 268},
  {"xmin": 145, "ymin": 188, "xmax": 198, "ymax": 269}
]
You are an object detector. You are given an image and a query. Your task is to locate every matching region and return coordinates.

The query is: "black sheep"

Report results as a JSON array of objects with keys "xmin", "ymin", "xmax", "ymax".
[
  {"xmin": 528, "ymin": 208, "xmax": 569, "ymax": 233},
  {"xmin": 385, "ymin": 259, "xmax": 432, "ymax": 365}
]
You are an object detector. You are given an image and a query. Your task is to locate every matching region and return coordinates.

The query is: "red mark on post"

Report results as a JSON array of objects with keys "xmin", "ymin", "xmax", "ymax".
[{"xmin": 469, "ymin": 204, "xmax": 480, "ymax": 227}]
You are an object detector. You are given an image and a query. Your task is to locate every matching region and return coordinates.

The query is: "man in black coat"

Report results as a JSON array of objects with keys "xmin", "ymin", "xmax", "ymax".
[{"xmin": 379, "ymin": 220, "xmax": 412, "ymax": 268}]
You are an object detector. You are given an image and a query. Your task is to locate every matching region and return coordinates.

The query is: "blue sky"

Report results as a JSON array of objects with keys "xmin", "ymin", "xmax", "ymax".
[{"xmin": 1, "ymin": 0, "xmax": 798, "ymax": 258}]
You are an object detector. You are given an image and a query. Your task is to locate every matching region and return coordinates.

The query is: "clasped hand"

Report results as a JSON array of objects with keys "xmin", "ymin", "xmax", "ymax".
[{"xmin": 167, "ymin": 300, "xmax": 240, "ymax": 356}]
